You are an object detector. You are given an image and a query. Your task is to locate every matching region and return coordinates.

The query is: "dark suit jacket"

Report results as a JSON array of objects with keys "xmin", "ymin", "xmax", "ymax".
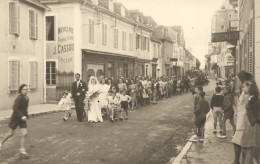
[{"xmin": 71, "ymin": 80, "xmax": 87, "ymax": 101}]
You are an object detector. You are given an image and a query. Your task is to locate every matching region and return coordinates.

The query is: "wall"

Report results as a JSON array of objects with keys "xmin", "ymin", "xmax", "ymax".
[
  {"xmin": 81, "ymin": 6, "xmax": 136, "ymax": 58},
  {"xmin": 45, "ymin": 4, "xmax": 77, "ymax": 101},
  {"xmin": 0, "ymin": 0, "xmax": 45, "ymax": 110},
  {"xmin": 255, "ymin": 0, "xmax": 260, "ymax": 88}
]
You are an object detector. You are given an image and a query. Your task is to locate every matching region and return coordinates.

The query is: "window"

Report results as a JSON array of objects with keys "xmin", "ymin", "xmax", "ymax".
[
  {"xmin": 122, "ymin": 31, "xmax": 126, "ymax": 50},
  {"xmin": 29, "ymin": 10, "xmax": 38, "ymax": 39},
  {"xmin": 114, "ymin": 28, "xmax": 118, "ymax": 48},
  {"xmin": 129, "ymin": 33, "xmax": 133, "ymax": 51},
  {"xmin": 46, "ymin": 61, "xmax": 56, "ymax": 85},
  {"xmin": 29, "ymin": 61, "xmax": 38, "ymax": 89},
  {"xmin": 136, "ymin": 34, "xmax": 141, "ymax": 49},
  {"xmin": 221, "ymin": 25, "xmax": 225, "ymax": 29},
  {"xmin": 9, "ymin": 1, "xmax": 20, "ymax": 35},
  {"xmin": 102, "ymin": 23, "xmax": 107, "ymax": 46},
  {"xmin": 89, "ymin": 19, "xmax": 95, "ymax": 44},
  {"xmin": 46, "ymin": 16, "xmax": 55, "ymax": 41},
  {"xmin": 9, "ymin": 60, "xmax": 20, "ymax": 92}
]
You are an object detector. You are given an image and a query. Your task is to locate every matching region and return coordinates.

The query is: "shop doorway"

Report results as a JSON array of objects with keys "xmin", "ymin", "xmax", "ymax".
[{"xmin": 83, "ymin": 63, "xmax": 104, "ymax": 82}]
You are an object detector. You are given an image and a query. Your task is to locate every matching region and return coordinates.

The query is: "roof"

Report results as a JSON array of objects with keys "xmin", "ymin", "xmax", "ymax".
[{"xmin": 25, "ymin": 0, "xmax": 50, "ymax": 10}]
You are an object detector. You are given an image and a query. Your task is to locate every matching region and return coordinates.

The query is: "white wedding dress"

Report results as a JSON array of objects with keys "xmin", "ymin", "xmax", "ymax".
[{"xmin": 88, "ymin": 77, "xmax": 103, "ymax": 122}]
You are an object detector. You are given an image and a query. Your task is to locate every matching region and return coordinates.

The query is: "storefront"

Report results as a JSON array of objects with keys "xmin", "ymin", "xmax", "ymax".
[{"xmin": 82, "ymin": 50, "xmax": 136, "ymax": 82}]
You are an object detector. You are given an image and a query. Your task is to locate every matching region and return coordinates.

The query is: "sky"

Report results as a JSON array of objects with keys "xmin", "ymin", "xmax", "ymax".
[{"xmin": 119, "ymin": 0, "xmax": 224, "ymax": 68}]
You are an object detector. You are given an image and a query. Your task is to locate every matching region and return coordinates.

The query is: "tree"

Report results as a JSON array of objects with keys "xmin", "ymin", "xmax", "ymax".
[{"xmin": 196, "ymin": 59, "xmax": 201, "ymax": 69}]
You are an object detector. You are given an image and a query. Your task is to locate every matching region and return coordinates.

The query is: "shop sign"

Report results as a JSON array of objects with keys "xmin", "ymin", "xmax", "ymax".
[{"xmin": 211, "ymin": 31, "xmax": 239, "ymax": 42}]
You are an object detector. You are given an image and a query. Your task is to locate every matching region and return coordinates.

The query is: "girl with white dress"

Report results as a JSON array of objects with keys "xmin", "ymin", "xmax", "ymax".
[
  {"xmin": 99, "ymin": 78, "xmax": 110, "ymax": 116},
  {"xmin": 87, "ymin": 76, "xmax": 103, "ymax": 123}
]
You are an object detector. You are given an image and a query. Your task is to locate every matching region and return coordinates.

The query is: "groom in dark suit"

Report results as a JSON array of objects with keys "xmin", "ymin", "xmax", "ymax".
[{"xmin": 71, "ymin": 73, "xmax": 87, "ymax": 122}]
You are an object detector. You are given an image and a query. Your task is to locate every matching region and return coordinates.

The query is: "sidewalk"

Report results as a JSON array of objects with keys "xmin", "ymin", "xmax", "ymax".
[
  {"xmin": 180, "ymin": 112, "xmax": 234, "ymax": 164},
  {"xmin": 0, "ymin": 103, "xmax": 75, "ymax": 121}
]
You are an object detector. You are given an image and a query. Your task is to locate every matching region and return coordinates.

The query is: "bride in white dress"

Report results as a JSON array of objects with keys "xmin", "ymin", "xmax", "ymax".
[{"xmin": 87, "ymin": 76, "xmax": 103, "ymax": 123}]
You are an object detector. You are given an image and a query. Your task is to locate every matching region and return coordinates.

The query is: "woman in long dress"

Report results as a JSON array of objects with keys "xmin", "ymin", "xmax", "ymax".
[
  {"xmin": 87, "ymin": 76, "xmax": 103, "ymax": 123},
  {"xmin": 99, "ymin": 78, "xmax": 110, "ymax": 116}
]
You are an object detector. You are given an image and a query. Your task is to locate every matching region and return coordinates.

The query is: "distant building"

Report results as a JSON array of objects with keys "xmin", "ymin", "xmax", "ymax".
[
  {"xmin": 210, "ymin": 4, "xmax": 238, "ymax": 79},
  {"xmin": 0, "ymin": 0, "xmax": 48, "ymax": 110}
]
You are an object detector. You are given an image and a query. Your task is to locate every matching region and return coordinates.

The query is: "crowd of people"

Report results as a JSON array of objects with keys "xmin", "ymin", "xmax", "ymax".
[
  {"xmin": 191, "ymin": 70, "xmax": 260, "ymax": 164},
  {"xmin": 59, "ymin": 73, "xmax": 208, "ymax": 123}
]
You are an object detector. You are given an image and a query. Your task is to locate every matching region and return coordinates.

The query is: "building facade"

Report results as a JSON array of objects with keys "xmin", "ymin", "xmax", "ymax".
[
  {"xmin": 235, "ymin": 0, "xmax": 260, "ymax": 91},
  {"xmin": 0, "ymin": 0, "xmax": 48, "ymax": 110},
  {"xmin": 42, "ymin": 0, "xmax": 153, "ymax": 101}
]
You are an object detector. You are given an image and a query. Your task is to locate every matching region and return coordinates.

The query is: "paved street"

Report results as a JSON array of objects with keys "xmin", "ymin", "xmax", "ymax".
[{"xmin": 0, "ymin": 81, "xmax": 215, "ymax": 164}]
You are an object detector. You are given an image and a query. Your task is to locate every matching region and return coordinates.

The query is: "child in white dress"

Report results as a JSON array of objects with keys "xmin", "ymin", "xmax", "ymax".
[{"xmin": 59, "ymin": 91, "xmax": 72, "ymax": 121}]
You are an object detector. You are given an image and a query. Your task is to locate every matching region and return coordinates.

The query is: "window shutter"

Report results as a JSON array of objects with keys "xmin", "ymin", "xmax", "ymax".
[
  {"xmin": 9, "ymin": 2, "xmax": 19, "ymax": 35},
  {"xmin": 36, "ymin": 13, "xmax": 38, "ymax": 39},
  {"xmin": 102, "ymin": 23, "xmax": 104, "ymax": 45},
  {"xmin": 30, "ymin": 61, "xmax": 38, "ymax": 89},
  {"xmin": 92, "ymin": 19, "xmax": 95, "ymax": 43},
  {"xmin": 9, "ymin": 60, "xmax": 20, "ymax": 91},
  {"xmin": 248, "ymin": 10, "xmax": 254, "ymax": 75},
  {"xmin": 89, "ymin": 19, "xmax": 92, "ymax": 43}
]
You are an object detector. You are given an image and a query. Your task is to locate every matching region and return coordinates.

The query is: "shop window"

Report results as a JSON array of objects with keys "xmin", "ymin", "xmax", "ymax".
[
  {"xmin": 123, "ymin": 63, "xmax": 128, "ymax": 77},
  {"xmin": 96, "ymin": 69, "xmax": 104, "ymax": 78},
  {"xmin": 107, "ymin": 62, "xmax": 113, "ymax": 78},
  {"xmin": 9, "ymin": 59, "xmax": 20, "ymax": 92},
  {"xmin": 46, "ymin": 61, "xmax": 56, "ymax": 85},
  {"xmin": 29, "ymin": 10, "xmax": 38, "ymax": 39},
  {"xmin": 46, "ymin": 16, "xmax": 55, "ymax": 41},
  {"xmin": 87, "ymin": 69, "xmax": 95, "ymax": 79},
  {"xmin": 29, "ymin": 61, "xmax": 38, "ymax": 89},
  {"xmin": 9, "ymin": 1, "xmax": 20, "ymax": 35}
]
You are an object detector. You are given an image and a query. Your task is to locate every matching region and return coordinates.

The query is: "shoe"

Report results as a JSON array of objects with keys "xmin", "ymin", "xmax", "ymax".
[
  {"xmin": 199, "ymin": 139, "xmax": 205, "ymax": 142},
  {"xmin": 217, "ymin": 135, "xmax": 227, "ymax": 139},
  {"xmin": 110, "ymin": 119, "xmax": 114, "ymax": 123},
  {"xmin": 219, "ymin": 130, "xmax": 223, "ymax": 133},
  {"xmin": 63, "ymin": 117, "xmax": 66, "ymax": 121},
  {"xmin": 213, "ymin": 130, "xmax": 217, "ymax": 133},
  {"xmin": 125, "ymin": 117, "xmax": 128, "ymax": 120},
  {"xmin": 120, "ymin": 118, "xmax": 123, "ymax": 121},
  {"xmin": 20, "ymin": 152, "xmax": 30, "ymax": 159}
]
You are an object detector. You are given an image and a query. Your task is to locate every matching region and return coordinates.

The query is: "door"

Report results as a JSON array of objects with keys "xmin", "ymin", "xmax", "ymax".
[{"xmin": 152, "ymin": 64, "xmax": 157, "ymax": 78}]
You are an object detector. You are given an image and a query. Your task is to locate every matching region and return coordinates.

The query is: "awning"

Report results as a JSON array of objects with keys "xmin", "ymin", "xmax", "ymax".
[
  {"xmin": 82, "ymin": 49, "xmax": 137, "ymax": 59},
  {"xmin": 137, "ymin": 58, "xmax": 151, "ymax": 63}
]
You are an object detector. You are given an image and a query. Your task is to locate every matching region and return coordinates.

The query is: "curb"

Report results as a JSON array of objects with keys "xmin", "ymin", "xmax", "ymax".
[
  {"xmin": 171, "ymin": 112, "xmax": 211, "ymax": 164},
  {"xmin": 0, "ymin": 106, "xmax": 75, "ymax": 121}
]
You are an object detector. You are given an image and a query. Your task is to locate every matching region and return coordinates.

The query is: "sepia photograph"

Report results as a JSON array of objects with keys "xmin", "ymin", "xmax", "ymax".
[{"xmin": 0, "ymin": 0, "xmax": 260, "ymax": 163}]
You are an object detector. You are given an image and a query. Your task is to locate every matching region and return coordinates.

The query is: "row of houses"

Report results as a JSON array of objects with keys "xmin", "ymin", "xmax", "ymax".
[{"xmin": 0, "ymin": 0, "xmax": 197, "ymax": 110}]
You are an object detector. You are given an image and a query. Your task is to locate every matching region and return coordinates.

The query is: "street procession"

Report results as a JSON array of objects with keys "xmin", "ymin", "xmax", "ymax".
[{"xmin": 0, "ymin": 0, "xmax": 260, "ymax": 163}]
